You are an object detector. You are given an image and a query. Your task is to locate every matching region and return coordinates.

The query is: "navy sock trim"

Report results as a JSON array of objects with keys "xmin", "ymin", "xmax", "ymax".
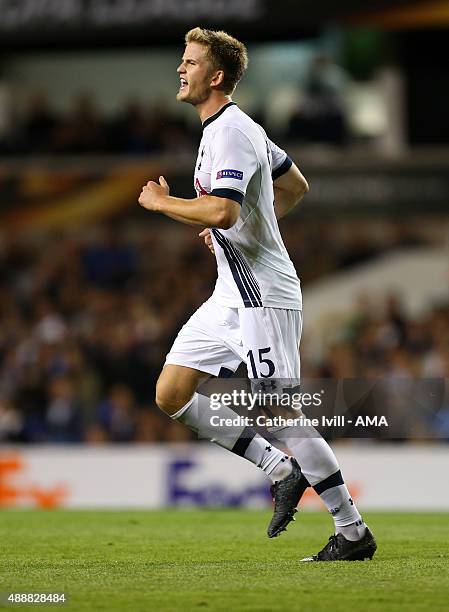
[
  {"xmin": 313, "ymin": 469, "xmax": 344, "ymax": 495},
  {"xmin": 231, "ymin": 426, "xmax": 257, "ymax": 457}
]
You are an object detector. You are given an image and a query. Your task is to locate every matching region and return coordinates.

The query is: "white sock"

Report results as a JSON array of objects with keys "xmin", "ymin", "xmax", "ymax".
[
  {"xmin": 318, "ymin": 483, "xmax": 366, "ymax": 540},
  {"xmin": 244, "ymin": 436, "xmax": 292, "ymax": 482},
  {"xmin": 282, "ymin": 435, "xmax": 340, "ymax": 485},
  {"xmin": 172, "ymin": 393, "xmax": 292, "ymax": 483},
  {"xmin": 337, "ymin": 520, "xmax": 367, "ymax": 541},
  {"xmin": 273, "ymin": 426, "xmax": 365, "ymax": 538}
]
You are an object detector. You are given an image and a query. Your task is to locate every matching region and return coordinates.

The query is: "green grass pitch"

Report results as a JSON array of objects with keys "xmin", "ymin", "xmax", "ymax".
[{"xmin": 1, "ymin": 510, "xmax": 449, "ymax": 611}]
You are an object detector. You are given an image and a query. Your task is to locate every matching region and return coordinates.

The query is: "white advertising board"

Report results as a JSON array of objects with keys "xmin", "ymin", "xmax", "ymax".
[{"xmin": 0, "ymin": 443, "xmax": 448, "ymax": 510}]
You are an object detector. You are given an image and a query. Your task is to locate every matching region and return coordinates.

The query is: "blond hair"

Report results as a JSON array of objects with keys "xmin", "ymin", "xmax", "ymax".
[{"xmin": 185, "ymin": 27, "xmax": 248, "ymax": 94}]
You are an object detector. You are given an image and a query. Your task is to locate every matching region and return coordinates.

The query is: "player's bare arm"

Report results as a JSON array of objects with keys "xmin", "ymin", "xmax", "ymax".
[
  {"xmin": 138, "ymin": 176, "xmax": 240, "ymax": 229},
  {"xmin": 274, "ymin": 163, "xmax": 309, "ymax": 220}
]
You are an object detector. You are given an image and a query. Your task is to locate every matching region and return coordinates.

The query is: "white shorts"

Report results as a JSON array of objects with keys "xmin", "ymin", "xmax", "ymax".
[{"xmin": 165, "ymin": 297, "xmax": 302, "ymax": 382}]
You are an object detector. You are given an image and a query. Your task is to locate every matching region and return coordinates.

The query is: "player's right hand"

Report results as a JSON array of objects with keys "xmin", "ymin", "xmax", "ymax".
[{"xmin": 199, "ymin": 228, "xmax": 215, "ymax": 254}]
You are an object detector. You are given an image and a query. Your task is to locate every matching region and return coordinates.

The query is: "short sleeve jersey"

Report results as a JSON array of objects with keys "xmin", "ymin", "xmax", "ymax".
[{"xmin": 194, "ymin": 102, "xmax": 302, "ymax": 310}]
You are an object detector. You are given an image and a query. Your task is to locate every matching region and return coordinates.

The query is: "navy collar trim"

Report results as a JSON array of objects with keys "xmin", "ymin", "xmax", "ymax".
[{"xmin": 202, "ymin": 102, "xmax": 236, "ymax": 130}]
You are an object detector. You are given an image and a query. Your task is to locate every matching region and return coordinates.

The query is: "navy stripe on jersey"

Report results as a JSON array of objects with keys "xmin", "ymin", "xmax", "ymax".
[
  {"xmin": 197, "ymin": 146, "xmax": 205, "ymax": 170},
  {"xmin": 225, "ymin": 239, "xmax": 262, "ymax": 303},
  {"xmin": 212, "ymin": 230, "xmax": 257, "ymax": 307},
  {"xmin": 214, "ymin": 230, "xmax": 262, "ymax": 307},
  {"xmin": 212, "ymin": 230, "xmax": 263, "ymax": 308},
  {"xmin": 272, "ymin": 155, "xmax": 293, "ymax": 180},
  {"xmin": 211, "ymin": 188, "xmax": 244, "ymax": 205}
]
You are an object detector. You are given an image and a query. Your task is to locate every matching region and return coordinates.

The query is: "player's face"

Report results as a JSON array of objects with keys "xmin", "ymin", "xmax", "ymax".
[{"xmin": 177, "ymin": 42, "xmax": 215, "ymax": 105}]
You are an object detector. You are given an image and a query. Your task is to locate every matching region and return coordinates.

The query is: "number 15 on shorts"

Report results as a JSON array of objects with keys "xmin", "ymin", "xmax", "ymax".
[{"xmin": 247, "ymin": 347, "xmax": 275, "ymax": 378}]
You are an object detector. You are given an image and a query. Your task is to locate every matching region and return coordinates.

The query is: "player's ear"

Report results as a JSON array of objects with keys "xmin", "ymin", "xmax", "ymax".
[{"xmin": 210, "ymin": 70, "xmax": 225, "ymax": 88}]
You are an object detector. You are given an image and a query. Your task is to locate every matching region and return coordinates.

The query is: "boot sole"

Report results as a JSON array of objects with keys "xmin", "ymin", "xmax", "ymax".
[{"xmin": 268, "ymin": 508, "xmax": 297, "ymax": 538}]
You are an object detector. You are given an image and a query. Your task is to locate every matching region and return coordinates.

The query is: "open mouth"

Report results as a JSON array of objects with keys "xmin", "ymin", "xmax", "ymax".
[{"xmin": 179, "ymin": 78, "xmax": 188, "ymax": 91}]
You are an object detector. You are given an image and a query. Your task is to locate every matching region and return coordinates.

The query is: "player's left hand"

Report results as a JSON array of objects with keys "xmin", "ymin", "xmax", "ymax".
[
  {"xmin": 138, "ymin": 176, "xmax": 170, "ymax": 210},
  {"xmin": 199, "ymin": 228, "xmax": 215, "ymax": 254}
]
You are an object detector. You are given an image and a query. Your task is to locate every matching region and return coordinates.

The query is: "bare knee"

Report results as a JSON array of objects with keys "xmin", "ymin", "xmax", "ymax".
[{"xmin": 155, "ymin": 367, "xmax": 198, "ymax": 416}]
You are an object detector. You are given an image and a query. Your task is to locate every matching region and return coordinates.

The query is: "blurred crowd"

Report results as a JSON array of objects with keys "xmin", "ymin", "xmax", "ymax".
[
  {"xmin": 0, "ymin": 94, "xmax": 201, "ymax": 156},
  {"xmin": 288, "ymin": 54, "xmax": 349, "ymax": 146},
  {"xmin": 0, "ymin": 57, "xmax": 351, "ymax": 156},
  {"xmin": 0, "ymin": 216, "xmax": 447, "ymax": 444},
  {"xmin": 301, "ymin": 293, "xmax": 449, "ymax": 441}
]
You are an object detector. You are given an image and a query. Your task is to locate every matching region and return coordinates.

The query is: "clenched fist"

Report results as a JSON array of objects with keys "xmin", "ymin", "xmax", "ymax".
[{"xmin": 138, "ymin": 176, "xmax": 170, "ymax": 211}]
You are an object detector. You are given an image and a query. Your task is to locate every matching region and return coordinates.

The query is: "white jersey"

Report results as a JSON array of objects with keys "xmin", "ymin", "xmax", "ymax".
[{"xmin": 194, "ymin": 102, "xmax": 302, "ymax": 310}]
